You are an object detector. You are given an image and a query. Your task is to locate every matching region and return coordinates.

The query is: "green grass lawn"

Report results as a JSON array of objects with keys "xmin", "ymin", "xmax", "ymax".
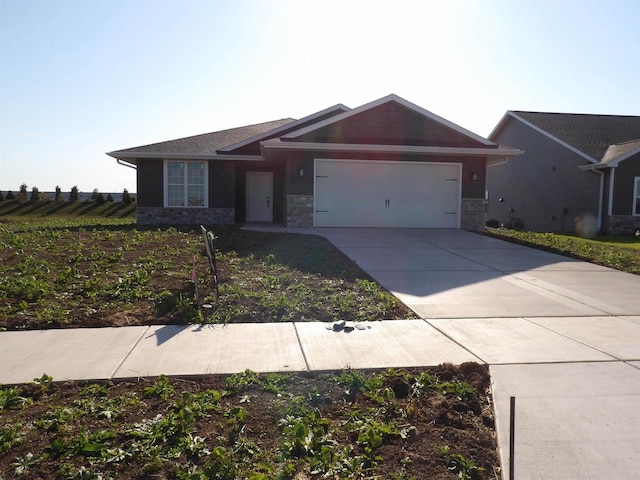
[{"xmin": 486, "ymin": 228, "xmax": 640, "ymax": 274}]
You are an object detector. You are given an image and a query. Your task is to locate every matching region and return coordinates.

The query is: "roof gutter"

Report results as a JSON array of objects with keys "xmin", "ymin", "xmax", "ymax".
[
  {"xmin": 106, "ymin": 152, "xmax": 263, "ymax": 161},
  {"xmin": 261, "ymin": 141, "xmax": 522, "ymax": 158},
  {"xmin": 116, "ymin": 158, "xmax": 137, "ymax": 169}
]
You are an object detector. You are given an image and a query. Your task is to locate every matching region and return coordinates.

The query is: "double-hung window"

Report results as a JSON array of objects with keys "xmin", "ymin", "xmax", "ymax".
[
  {"xmin": 165, "ymin": 161, "xmax": 207, "ymax": 207},
  {"xmin": 634, "ymin": 176, "xmax": 640, "ymax": 216}
]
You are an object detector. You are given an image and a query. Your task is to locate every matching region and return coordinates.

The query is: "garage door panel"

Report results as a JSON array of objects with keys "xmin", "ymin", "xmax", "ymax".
[{"xmin": 314, "ymin": 159, "xmax": 460, "ymax": 228}]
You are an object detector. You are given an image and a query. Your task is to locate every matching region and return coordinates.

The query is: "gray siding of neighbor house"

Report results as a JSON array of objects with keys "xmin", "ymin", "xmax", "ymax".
[
  {"xmin": 488, "ymin": 118, "xmax": 601, "ymax": 232},
  {"xmin": 612, "ymin": 154, "xmax": 640, "ymax": 215}
]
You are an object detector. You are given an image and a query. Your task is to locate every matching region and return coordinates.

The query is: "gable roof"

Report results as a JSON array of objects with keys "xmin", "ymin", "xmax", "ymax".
[
  {"xmin": 490, "ymin": 111, "xmax": 640, "ymax": 162},
  {"xmin": 594, "ymin": 139, "xmax": 640, "ymax": 168},
  {"xmin": 282, "ymin": 94, "xmax": 498, "ymax": 148},
  {"xmin": 108, "ymin": 118, "xmax": 296, "ymax": 160},
  {"xmin": 109, "ymin": 94, "xmax": 519, "ymax": 163}
]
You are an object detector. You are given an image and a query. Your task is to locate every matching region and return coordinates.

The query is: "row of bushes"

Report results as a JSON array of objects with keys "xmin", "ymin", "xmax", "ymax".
[{"xmin": 0, "ymin": 185, "xmax": 134, "ymax": 205}]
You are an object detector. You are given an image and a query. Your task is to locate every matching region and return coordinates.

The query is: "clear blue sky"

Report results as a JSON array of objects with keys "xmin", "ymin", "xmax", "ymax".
[{"xmin": 1, "ymin": 0, "xmax": 639, "ymax": 194}]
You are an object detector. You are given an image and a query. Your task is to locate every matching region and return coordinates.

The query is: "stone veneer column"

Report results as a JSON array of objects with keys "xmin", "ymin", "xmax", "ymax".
[
  {"xmin": 286, "ymin": 195, "xmax": 314, "ymax": 228},
  {"xmin": 607, "ymin": 215, "xmax": 640, "ymax": 235},
  {"xmin": 460, "ymin": 198, "xmax": 486, "ymax": 231}
]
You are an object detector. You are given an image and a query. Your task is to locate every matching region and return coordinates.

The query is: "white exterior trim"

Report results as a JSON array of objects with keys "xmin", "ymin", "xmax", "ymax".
[
  {"xmin": 262, "ymin": 140, "xmax": 521, "ymax": 158},
  {"xmin": 633, "ymin": 176, "xmax": 640, "ymax": 216},
  {"xmin": 163, "ymin": 160, "xmax": 209, "ymax": 208},
  {"xmin": 608, "ymin": 168, "xmax": 615, "ymax": 217},
  {"xmin": 108, "ymin": 152, "xmax": 263, "ymax": 161},
  {"xmin": 281, "ymin": 94, "xmax": 496, "ymax": 147}
]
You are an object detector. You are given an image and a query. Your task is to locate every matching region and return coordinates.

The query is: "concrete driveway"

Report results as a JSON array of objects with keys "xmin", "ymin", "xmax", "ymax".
[
  {"xmin": 318, "ymin": 227, "xmax": 640, "ymax": 480},
  {"xmin": 318, "ymin": 228, "xmax": 640, "ymax": 318}
]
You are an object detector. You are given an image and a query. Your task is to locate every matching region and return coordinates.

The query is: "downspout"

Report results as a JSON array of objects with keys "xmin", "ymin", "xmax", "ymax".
[
  {"xmin": 117, "ymin": 158, "xmax": 137, "ymax": 169},
  {"xmin": 582, "ymin": 164, "xmax": 604, "ymax": 232}
]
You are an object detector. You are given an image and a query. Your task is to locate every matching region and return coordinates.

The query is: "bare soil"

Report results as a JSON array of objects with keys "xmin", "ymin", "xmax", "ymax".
[{"xmin": 0, "ymin": 365, "xmax": 498, "ymax": 479}]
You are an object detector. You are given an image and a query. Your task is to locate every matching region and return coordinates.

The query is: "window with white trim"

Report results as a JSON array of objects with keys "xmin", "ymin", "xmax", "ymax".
[
  {"xmin": 634, "ymin": 176, "xmax": 640, "ymax": 216},
  {"xmin": 165, "ymin": 161, "xmax": 207, "ymax": 207}
]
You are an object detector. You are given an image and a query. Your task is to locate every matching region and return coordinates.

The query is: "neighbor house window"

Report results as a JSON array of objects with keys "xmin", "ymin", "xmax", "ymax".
[
  {"xmin": 634, "ymin": 177, "xmax": 640, "ymax": 216},
  {"xmin": 165, "ymin": 161, "xmax": 207, "ymax": 207}
]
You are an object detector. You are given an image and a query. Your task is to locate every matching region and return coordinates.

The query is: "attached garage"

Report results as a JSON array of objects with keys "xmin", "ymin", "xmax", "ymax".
[{"xmin": 314, "ymin": 159, "xmax": 461, "ymax": 228}]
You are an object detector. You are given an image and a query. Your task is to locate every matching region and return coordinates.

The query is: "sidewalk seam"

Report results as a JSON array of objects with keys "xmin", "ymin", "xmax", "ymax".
[
  {"xmin": 108, "ymin": 326, "xmax": 150, "ymax": 379},
  {"xmin": 523, "ymin": 317, "xmax": 622, "ymax": 362},
  {"xmin": 292, "ymin": 323, "xmax": 311, "ymax": 372},
  {"xmin": 421, "ymin": 319, "xmax": 487, "ymax": 364}
]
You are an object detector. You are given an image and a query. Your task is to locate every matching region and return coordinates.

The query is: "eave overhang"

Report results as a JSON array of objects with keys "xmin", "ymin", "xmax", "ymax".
[
  {"xmin": 260, "ymin": 141, "xmax": 522, "ymax": 159},
  {"xmin": 107, "ymin": 152, "xmax": 264, "ymax": 163}
]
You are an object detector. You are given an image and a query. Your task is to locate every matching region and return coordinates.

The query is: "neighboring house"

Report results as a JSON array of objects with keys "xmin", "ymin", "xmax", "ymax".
[
  {"xmin": 487, "ymin": 111, "xmax": 640, "ymax": 234},
  {"xmin": 108, "ymin": 94, "xmax": 520, "ymax": 230}
]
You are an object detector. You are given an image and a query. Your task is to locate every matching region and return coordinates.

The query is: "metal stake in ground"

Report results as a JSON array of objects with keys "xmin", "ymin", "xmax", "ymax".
[{"xmin": 510, "ymin": 396, "xmax": 515, "ymax": 480}]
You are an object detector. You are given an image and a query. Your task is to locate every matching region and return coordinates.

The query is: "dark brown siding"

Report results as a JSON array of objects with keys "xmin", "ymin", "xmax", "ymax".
[
  {"xmin": 136, "ymin": 159, "xmax": 163, "ymax": 207},
  {"xmin": 209, "ymin": 161, "xmax": 235, "ymax": 208},
  {"xmin": 292, "ymin": 103, "xmax": 486, "ymax": 148},
  {"xmin": 612, "ymin": 154, "xmax": 640, "ymax": 215},
  {"xmin": 488, "ymin": 117, "xmax": 601, "ymax": 232},
  {"xmin": 286, "ymin": 151, "xmax": 486, "ymax": 198}
]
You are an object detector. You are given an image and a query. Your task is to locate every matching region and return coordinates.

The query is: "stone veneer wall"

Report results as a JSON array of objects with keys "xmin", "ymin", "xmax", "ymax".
[
  {"xmin": 286, "ymin": 195, "xmax": 314, "ymax": 228},
  {"xmin": 137, "ymin": 207, "xmax": 235, "ymax": 226},
  {"xmin": 460, "ymin": 198, "xmax": 486, "ymax": 231},
  {"xmin": 607, "ymin": 215, "xmax": 640, "ymax": 235}
]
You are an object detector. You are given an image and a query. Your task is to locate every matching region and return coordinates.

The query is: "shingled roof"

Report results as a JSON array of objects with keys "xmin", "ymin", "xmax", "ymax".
[
  {"xmin": 108, "ymin": 118, "xmax": 296, "ymax": 158},
  {"xmin": 510, "ymin": 111, "xmax": 640, "ymax": 161}
]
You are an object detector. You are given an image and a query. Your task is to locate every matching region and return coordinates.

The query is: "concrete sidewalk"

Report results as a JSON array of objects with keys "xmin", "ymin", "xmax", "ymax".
[
  {"xmin": 2, "ymin": 318, "xmax": 640, "ymax": 479},
  {"xmin": 3, "ymin": 317, "xmax": 640, "ymax": 385}
]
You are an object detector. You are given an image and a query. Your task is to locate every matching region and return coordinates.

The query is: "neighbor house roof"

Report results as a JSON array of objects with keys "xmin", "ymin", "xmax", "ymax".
[{"xmin": 490, "ymin": 111, "xmax": 640, "ymax": 162}]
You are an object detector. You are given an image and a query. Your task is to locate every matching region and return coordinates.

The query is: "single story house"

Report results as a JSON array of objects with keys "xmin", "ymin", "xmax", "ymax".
[
  {"xmin": 487, "ymin": 111, "xmax": 640, "ymax": 234},
  {"xmin": 108, "ymin": 94, "xmax": 520, "ymax": 230}
]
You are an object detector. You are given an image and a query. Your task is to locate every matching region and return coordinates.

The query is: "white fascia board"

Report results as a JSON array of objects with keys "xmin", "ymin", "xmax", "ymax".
[
  {"xmin": 217, "ymin": 104, "xmax": 351, "ymax": 153},
  {"xmin": 106, "ymin": 152, "xmax": 264, "ymax": 161},
  {"xmin": 281, "ymin": 93, "xmax": 497, "ymax": 147},
  {"xmin": 487, "ymin": 111, "xmax": 512, "ymax": 140},
  {"xmin": 507, "ymin": 112, "xmax": 598, "ymax": 164},
  {"xmin": 261, "ymin": 141, "xmax": 522, "ymax": 158}
]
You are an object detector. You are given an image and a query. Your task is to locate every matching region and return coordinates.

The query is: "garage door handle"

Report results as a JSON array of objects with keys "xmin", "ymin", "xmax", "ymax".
[
  {"xmin": 267, "ymin": 196, "xmax": 270, "ymax": 208},
  {"xmin": 385, "ymin": 199, "xmax": 390, "ymax": 208}
]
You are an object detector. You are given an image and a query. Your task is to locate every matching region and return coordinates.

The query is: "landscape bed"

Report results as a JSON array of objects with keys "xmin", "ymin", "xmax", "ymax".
[
  {"xmin": 0, "ymin": 365, "xmax": 498, "ymax": 479},
  {"xmin": 0, "ymin": 201, "xmax": 416, "ymax": 331}
]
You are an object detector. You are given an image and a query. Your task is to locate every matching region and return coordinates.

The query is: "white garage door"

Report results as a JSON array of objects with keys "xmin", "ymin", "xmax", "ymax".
[{"xmin": 314, "ymin": 159, "xmax": 461, "ymax": 228}]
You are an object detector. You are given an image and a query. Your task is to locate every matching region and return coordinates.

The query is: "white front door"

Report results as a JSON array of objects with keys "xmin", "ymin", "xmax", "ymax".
[{"xmin": 246, "ymin": 172, "xmax": 273, "ymax": 222}]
